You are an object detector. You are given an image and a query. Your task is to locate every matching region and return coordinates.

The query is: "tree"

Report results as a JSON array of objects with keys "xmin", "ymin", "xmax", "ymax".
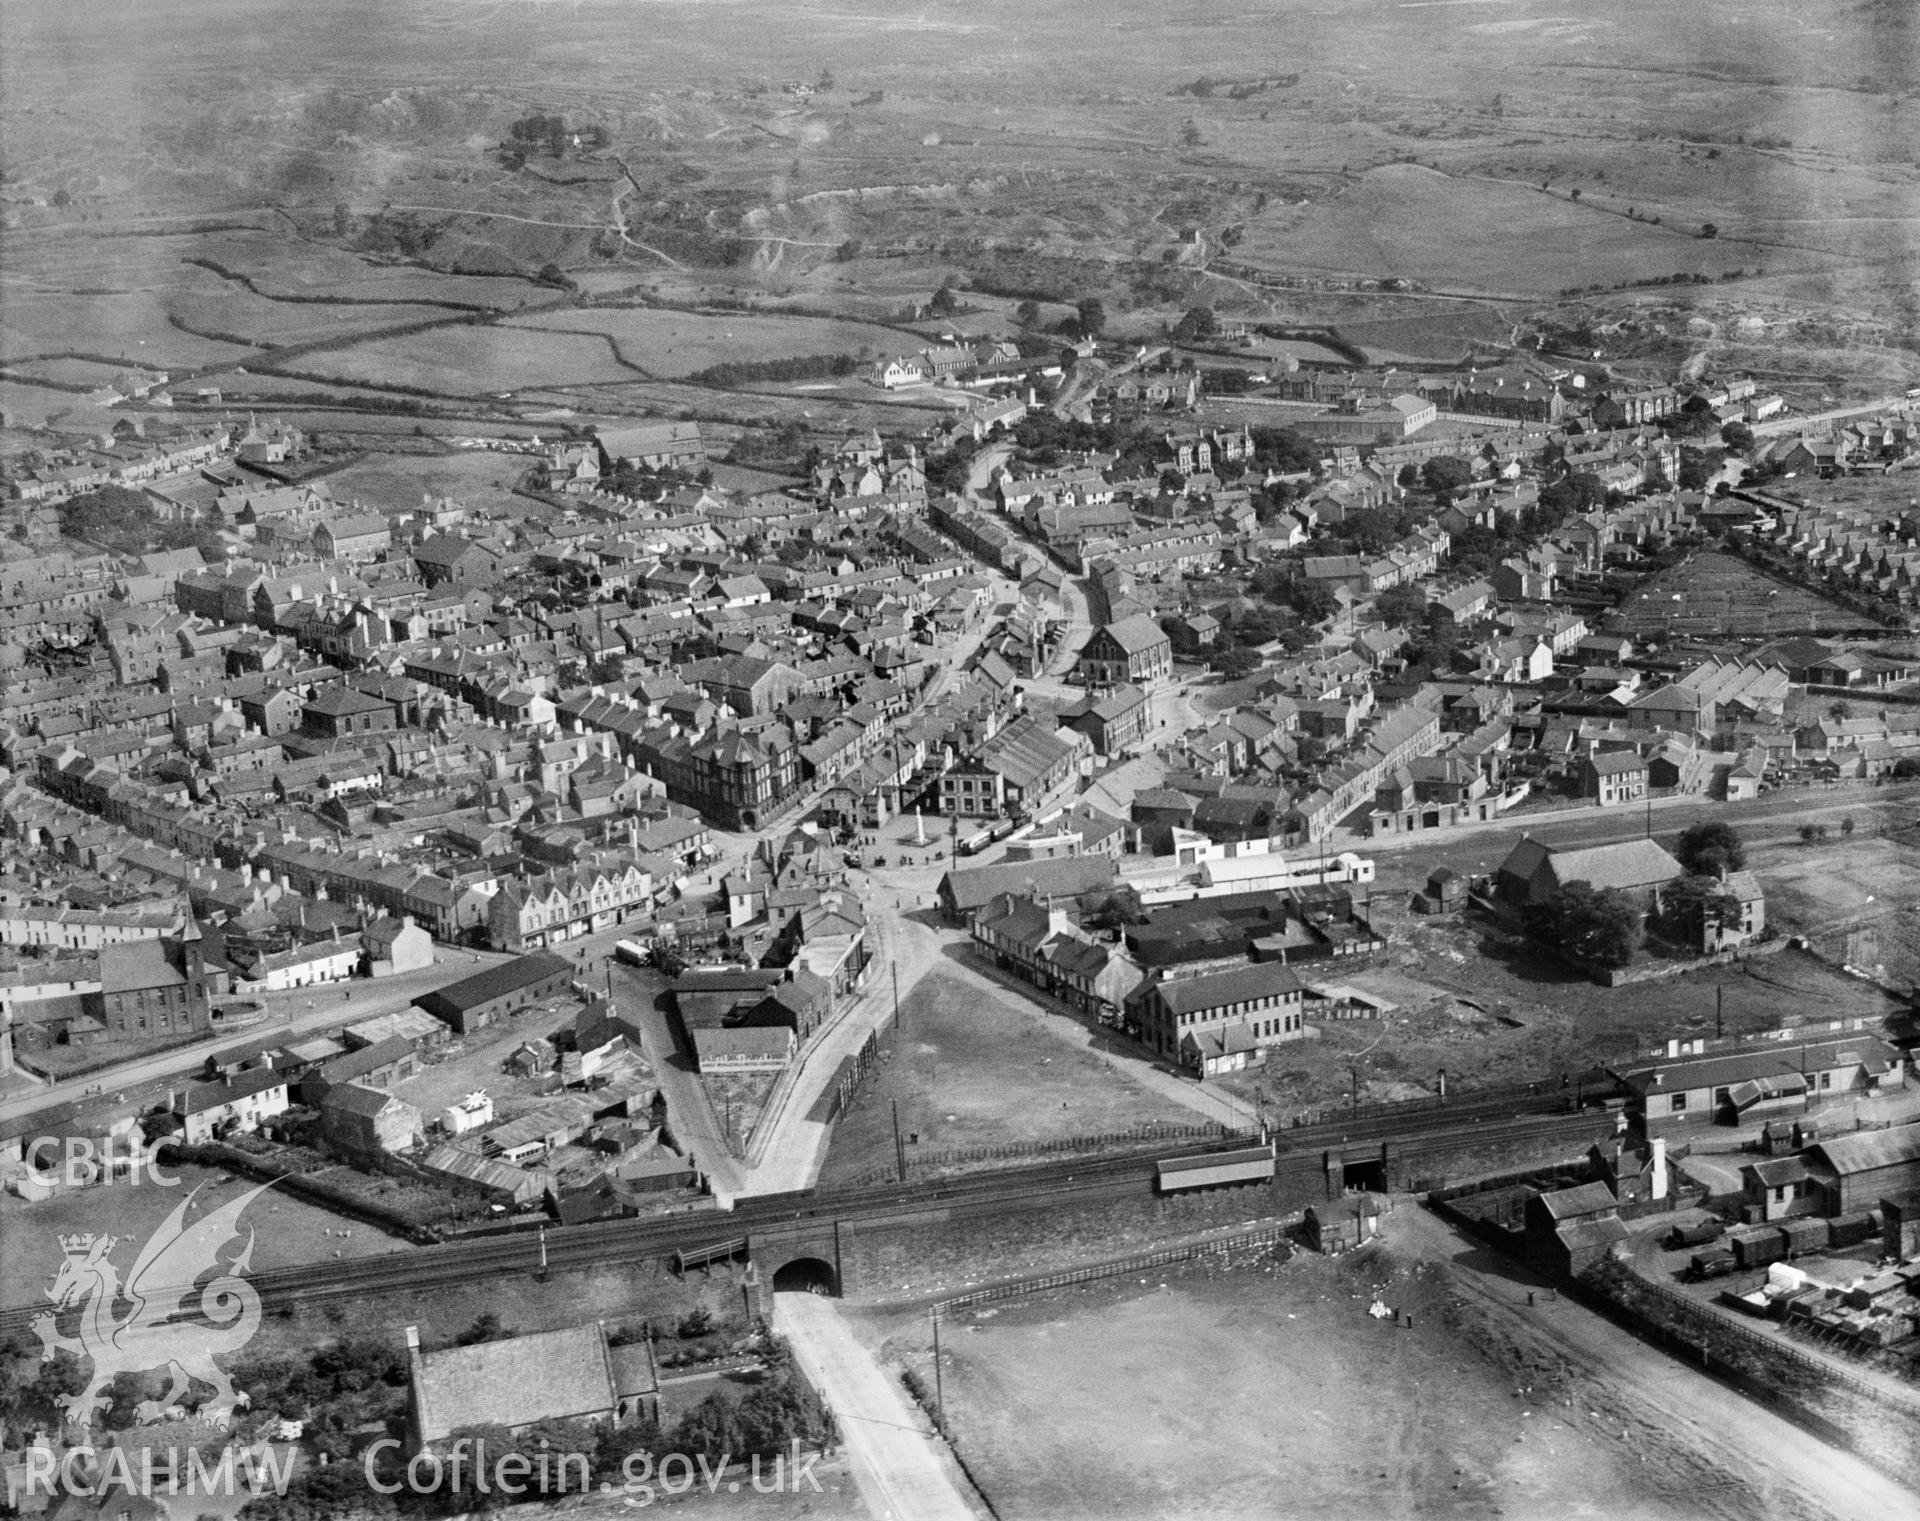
[
  {"xmin": 1286, "ymin": 578, "xmax": 1340, "ymax": 623},
  {"xmin": 1720, "ymin": 420, "xmax": 1755, "ymax": 453},
  {"xmin": 1217, "ymin": 646, "xmax": 1263, "ymax": 680},
  {"xmin": 1527, "ymin": 882, "xmax": 1642, "ymax": 967},
  {"xmin": 1420, "ymin": 455, "xmax": 1474, "ymax": 497},
  {"xmin": 1172, "ymin": 304, "xmax": 1217, "ymax": 343},
  {"xmin": 332, "ymin": 201, "xmax": 350, "ymax": 236},
  {"xmin": 1700, "ymin": 223, "xmax": 1719, "ymax": 239},
  {"xmin": 1674, "ymin": 821, "xmax": 1746, "ymax": 877},
  {"xmin": 455, "ymin": 1312, "xmax": 507, "ymax": 1346},
  {"xmin": 928, "ymin": 283, "xmax": 959, "ymax": 317},
  {"xmin": 1375, "ymin": 583, "xmax": 1430, "ymax": 630},
  {"xmin": 1658, "ymin": 874, "xmax": 1742, "ymax": 946},
  {"xmin": 1076, "ymin": 296, "xmax": 1106, "ymax": 337},
  {"xmin": 1841, "ymin": 815, "xmax": 1855, "ymax": 838},
  {"xmin": 1014, "ymin": 299, "xmax": 1041, "ymax": 329}
]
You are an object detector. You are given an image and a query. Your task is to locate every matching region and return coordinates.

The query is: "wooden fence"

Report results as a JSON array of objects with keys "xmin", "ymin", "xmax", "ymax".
[{"xmin": 933, "ymin": 1217, "xmax": 1304, "ymax": 1314}]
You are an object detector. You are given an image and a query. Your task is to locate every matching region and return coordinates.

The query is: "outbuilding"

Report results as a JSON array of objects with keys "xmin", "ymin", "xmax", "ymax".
[{"xmin": 413, "ymin": 953, "xmax": 574, "ymax": 1035}]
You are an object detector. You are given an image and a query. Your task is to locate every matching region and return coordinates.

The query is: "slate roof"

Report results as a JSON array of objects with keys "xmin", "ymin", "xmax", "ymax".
[
  {"xmin": 411, "ymin": 1323, "xmax": 616, "ymax": 1443},
  {"xmin": 1809, "ymin": 1123, "xmax": 1920, "ymax": 1179},
  {"xmin": 1155, "ymin": 961, "xmax": 1303, "ymax": 1016}
]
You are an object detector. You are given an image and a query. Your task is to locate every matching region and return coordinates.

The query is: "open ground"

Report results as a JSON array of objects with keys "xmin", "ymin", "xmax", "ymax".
[
  {"xmin": 863, "ymin": 1209, "xmax": 1891, "ymax": 1521},
  {"xmin": 3, "ymin": 0, "xmax": 1914, "ymax": 451},
  {"xmin": 817, "ymin": 965, "xmax": 1202, "ymax": 1188},
  {"xmin": 0, "ymin": 1162, "xmax": 407, "ymax": 1311},
  {"xmin": 1608, "ymin": 549, "xmax": 1865, "ymax": 642}
]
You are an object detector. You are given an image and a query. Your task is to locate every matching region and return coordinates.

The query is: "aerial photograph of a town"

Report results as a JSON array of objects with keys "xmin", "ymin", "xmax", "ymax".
[{"xmin": 0, "ymin": 0, "xmax": 1917, "ymax": 1517}]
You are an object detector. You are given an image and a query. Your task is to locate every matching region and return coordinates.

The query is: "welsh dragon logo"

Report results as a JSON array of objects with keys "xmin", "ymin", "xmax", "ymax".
[{"xmin": 32, "ymin": 1182, "xmax": 271, "ymax": 1431}]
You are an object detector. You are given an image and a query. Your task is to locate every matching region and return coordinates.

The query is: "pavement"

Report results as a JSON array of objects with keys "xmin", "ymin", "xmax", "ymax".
[{"xmin": 774, "ymin": 1291, "xmax": 985, "ymax": 1521}]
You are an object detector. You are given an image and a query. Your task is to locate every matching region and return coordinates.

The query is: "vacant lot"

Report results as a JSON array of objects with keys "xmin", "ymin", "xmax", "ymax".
[
  {"xmin": 320, "ymin": 445, "xmax": 539, "ymax": 507},
  {"xmin": 1210, "ymin": 916, "xmax": 1900, "ymax": 1120},
  {"xmin": 1611, "ymin": 550, "xmax": 1860, "ymax": 641},
  {"xmin": 1, "ymin": 1162, "xmax": 407, "ymax": 1310},
  {"xmin": 296, "ymin": 323, "xmax": 640, "ymax": 395},
  {"xmin": 875, "ymin": 1235, "xmax": 1761, "ymax": 1521},
  {"xmin": 1757, "ymin": 828, "xmax": 1920, "ymax": 987},
  {"xmin": 503, "ymin": 306, "xmax": 913, "ymax": 380},
  {"xmin": 818, "ymin": 965, "xmax": 1198, "ymax": 1187}
]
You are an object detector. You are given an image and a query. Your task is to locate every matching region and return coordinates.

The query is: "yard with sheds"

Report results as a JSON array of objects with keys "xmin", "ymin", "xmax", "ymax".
[
  {"xmin": 816, "ymin": 965, "xmax": 1200, "ymax": 1189},
  {"xmin": 1607, "ymin": 550, "xmax": 1863, "ymax": 642},
  {"xmin": 864, "ymin": 1231, "xmax": 1767, "ymax": 1521}
]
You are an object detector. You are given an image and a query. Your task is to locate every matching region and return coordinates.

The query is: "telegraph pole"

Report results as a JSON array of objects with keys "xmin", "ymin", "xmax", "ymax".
[
  {"xmin": 892, "ymin": 1099, "xmax": 907, "ymax": 1182},
  {"xmin": 892, "ymin": 961, "xmax": 902, "ymax": 1038},
  {"xmin": 931, "ymin": 1311, "xmax": 946, "ymax": 1433}
]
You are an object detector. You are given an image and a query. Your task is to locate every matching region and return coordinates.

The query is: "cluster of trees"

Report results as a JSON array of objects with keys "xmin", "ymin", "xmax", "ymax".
[
  {"xmin": 244, "ymin": 1353, "xmax": 828, "ymax": 1518},
  {"xmin": 1171, "ymin": 304, "xmax": 1217, "ymax": 343},
  {"xmin": 1653, "ymin": 823, "xmax": 1752, "ymax": 945},
  {"xmin": 686, "ymin": 353, "xmax": 858, "ymax": 388},
  {"xmin": 1523, "ymin": 881, "xmax": 1644, "ymax": 968},
  {"xmin": 0, "ymin": 1335, "xmax": 87, "ymax": 1445},
  {"xmin": 503, "ymin": 113, "xmax": 603, "ymax": 158},
  {"xmin": 58, "ymin": 484, "xmax": 221, "ymax": 559}
]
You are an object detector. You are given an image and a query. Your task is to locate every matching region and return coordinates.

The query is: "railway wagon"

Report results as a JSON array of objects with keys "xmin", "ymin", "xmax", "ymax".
[{"xmin": 1156, "ymin": 1144, "xmax": 1275, "ymax": 1194}]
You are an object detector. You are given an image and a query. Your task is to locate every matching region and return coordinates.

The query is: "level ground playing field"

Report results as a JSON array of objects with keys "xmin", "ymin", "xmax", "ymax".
[{"xmin": 875, "ymin": 1233, "xmax": 1814, "ymax": 1521}]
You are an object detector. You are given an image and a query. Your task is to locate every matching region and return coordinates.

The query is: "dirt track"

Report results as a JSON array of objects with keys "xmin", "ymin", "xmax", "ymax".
[{"xmin": 1395, "ymin": 1206, "xmax": 1920, "ymax": 1521}]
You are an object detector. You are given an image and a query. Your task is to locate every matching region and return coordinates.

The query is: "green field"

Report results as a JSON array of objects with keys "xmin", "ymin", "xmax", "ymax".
[
  {"xmin": 294, "ymin": 323, "xmax": 642, "ymax": 395},
  {"xmin": 502, "ymin": 306, "xmax": 914, "ymax": 380}
]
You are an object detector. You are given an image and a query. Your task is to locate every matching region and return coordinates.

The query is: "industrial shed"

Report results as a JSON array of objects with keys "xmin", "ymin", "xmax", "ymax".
[
  {"xmin": 1805, "ymin": 1123, "xmax": 1920, "ymax": 1217},
  {"xmin": 413, "ymin": 952, "xmax": 574, "ymax": 1034}
]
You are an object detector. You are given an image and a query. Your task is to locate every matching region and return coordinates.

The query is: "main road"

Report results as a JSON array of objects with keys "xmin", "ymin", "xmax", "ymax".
[{"xmin": 776, "ymin": 1293, "xmax": 985, "ymax": 1521}]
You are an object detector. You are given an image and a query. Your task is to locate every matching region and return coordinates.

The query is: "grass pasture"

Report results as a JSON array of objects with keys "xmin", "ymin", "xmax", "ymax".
[
  {"xmin": 166, "ymin": 288, "xmax": 455, "ymax": 349},
  {"xmin": 501, "ymin": 306, "xmax": 913, "ymax": 380},
  {"xmin": 0, "ymin": 288, "xmax": 257, "ymax": 370},
  {"xmin": 1610, "ymin": 550, "xmax": 1860, "ymax": 641},
  {"xmin": 191, "ymin": 231, "xmax": 544, "ymax": 311},
  {"xmin": 292, "ymin": 323, "xmax": 640, "ymax": 396},
  {"xmin": 1237, "ymin": 164, "xmax": 1782, "ymax": 298},
  {"xmin": 1338, "ymin": 304, "xmax": 1515, "ymax": 365},
  {"xmin": 0, "ymin": 1163, "xmax": 407, "ymax": 1310},
  {"xmin": 3, "ymin": 356, "xmax": 138, "ymax": 387},
  {"xmin": 0, "ymin": 379, "xmax": 125, "ymax": 431}
]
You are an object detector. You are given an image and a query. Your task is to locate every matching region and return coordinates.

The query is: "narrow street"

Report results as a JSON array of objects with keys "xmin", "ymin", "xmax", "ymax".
[{"xmin": 775, "ymin": 1292, "xmax": 986, "ymax": 1521}]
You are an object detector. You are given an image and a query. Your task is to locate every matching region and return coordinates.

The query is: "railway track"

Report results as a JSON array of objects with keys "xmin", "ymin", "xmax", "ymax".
[{"xmin": 0, "ymin": 1098, "xmax": 1611, "ymax": 1333}]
